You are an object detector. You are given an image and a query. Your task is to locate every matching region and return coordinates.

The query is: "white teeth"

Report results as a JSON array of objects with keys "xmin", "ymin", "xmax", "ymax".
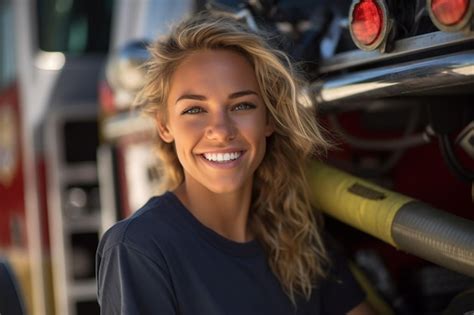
[{"xmin": 203, "ymin": 151, "xmax": 241, "ymax": 163}]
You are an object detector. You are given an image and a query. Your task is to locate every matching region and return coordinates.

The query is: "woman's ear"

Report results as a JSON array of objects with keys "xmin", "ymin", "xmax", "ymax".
[
  {"xmin": 265, "ymin": 117, "xmax": 275, "ymax": 137},
  {"xmin": 156, "ymin": 118, "xmax": 174, "ymax": 143}
]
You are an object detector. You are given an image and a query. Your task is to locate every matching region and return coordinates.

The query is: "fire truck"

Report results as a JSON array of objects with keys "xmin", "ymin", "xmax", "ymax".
[
  {"xmin": 1, "ymin": 1, "xmax": 112, "ymax": 314},
  {"xmin": 0, "ymin": 0, "xmax": 473, "ymax": 315},
  {"xmin": 98, "ymin": 1, "xmax": 474, "ymax": 314},
  {"xmin": 1, "ymin": 1, "xmax": 195, "ymax": 314}
]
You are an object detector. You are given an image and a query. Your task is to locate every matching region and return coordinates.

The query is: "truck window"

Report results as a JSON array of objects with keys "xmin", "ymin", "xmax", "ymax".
[
  {"xmin": 0, "ymin": 0, "xmax": 16, "ymax": 90},
  {"xmin": 36, "ymin": 0, "xmax": 114, "ymax": 54}
]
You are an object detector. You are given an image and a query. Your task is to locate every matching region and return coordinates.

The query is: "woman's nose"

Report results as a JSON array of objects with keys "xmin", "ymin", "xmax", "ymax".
[{"xmin": 205, "ymin": 111, "xmax": 236, "ymax": 142}]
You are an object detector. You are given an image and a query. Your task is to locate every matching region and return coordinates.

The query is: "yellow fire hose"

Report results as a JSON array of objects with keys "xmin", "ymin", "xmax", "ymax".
[{"xmin": 308, "ymin": 161, "xmax": 474, "ymax": 277}]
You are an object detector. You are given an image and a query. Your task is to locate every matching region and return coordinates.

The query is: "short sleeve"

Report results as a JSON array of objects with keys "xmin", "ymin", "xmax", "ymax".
[
  {"xmin": 319, "ymin": 248, "xmax": 366, "ymax": 315},
  {"xmin": 96, "ymin": 241, "xmax": 178, "ymax": 315}
]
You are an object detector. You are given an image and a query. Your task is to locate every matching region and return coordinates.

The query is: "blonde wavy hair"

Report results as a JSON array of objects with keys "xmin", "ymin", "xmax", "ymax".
[{"xmin": 136, "ymin": 12, "xmax": 331, "ymax": 305}]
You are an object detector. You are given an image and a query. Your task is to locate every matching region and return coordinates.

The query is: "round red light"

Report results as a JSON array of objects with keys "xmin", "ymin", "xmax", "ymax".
[
  {"xmin": 431, "ymin": 0, "xmax": 469, "ymax": 26},
  {"xmin": 351, "ymin": 0, "xmax": 383, "ymax": 46}
]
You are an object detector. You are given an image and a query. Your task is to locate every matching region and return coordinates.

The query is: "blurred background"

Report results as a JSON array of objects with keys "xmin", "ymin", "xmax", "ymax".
[{"xmin": 0, "ymin": 0, "xmax": 473, "ymax": 315}]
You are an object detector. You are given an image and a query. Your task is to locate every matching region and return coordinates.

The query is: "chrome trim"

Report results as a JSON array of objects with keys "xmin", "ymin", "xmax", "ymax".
[
  {"xmin": 98, "ymin": 145, "xmax": 118, "ymax": 236},
  {"xmin": 319, "ymin": 31, "xmax": 474, "ymax": 73},
  {"xmin": 106, "ymin": 40, "xmax": 149, "ymax": 93},
  {"xmin": 312, "ymin": 51, "xmax": 474, "ymax": 106},
  {"xmin": 103, "ymin": 110, "xmax": 154, "ymax": 140}
]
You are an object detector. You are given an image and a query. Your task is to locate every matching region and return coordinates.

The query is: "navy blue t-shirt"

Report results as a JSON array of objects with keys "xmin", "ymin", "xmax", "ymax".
[{"xmin": 96, "ymin": 192, "xmax": 365, "ymax": 314}]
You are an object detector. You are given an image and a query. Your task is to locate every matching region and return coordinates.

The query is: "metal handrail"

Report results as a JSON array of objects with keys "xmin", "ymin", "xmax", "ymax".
[{"xmin": 311, "ymin": 51, "xmax": 474, "ymax": 109}]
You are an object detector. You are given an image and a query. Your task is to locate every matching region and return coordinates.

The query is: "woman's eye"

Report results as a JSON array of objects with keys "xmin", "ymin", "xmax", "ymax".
[
  {"xmin": 182, "ymin": 107, "xmax": 204, "ymax": 115},
  {"xmin": 233, "ymin": 102, "xmax": 256, "ymax": 111}
]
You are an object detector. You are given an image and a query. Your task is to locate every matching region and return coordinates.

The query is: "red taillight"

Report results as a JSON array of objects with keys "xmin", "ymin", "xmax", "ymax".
[
  {"xmin": 351, "ymin": 0, "xmax": 383, "ymax": 46},
  {"xmin": 349, "ymin": 0, "xmax": 390, "ymax": 51},
  {"xmin": 431, "ymin": 0, "xmax": 469, "ymax": 26}
]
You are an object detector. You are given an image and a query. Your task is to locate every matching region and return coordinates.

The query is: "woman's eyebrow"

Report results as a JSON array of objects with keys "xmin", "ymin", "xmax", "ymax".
[
  {"xmin": 175, "ymin": 94, "xmax": 206, "ymax": 104},
  {"xmin": 228, "ymin": 90, "xmax": 258, "ymax": 99},
  {"xmin": 175, "ymin": 90, "xmax": 258, "ymax": 104}
]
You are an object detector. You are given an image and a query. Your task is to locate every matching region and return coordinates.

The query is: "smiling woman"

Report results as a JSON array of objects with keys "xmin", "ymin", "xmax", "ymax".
[
  {"xmin": 159, "ymin": 49, "xmax": 272, "ymax": 197},
  {"xmin": 96, "ymin": 11, "xmax": 372, "ymax": 315}
]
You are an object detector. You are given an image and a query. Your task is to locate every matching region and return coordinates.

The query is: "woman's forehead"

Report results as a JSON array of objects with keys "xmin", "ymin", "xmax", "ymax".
[{"xmin": 167, "ymin": 49, "xmax": 260, "ymax": 102}]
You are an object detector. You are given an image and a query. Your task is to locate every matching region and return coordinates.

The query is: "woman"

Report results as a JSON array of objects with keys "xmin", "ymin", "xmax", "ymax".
[{"xmin": 96, "ymin": 12, "xmax": 373, "ymax": 315}]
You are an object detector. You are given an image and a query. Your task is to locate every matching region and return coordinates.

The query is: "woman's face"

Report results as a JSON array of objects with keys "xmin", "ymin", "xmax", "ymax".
[{"xmin": 158, "ymin": 49, "xmax": 273, "ymax": 194}]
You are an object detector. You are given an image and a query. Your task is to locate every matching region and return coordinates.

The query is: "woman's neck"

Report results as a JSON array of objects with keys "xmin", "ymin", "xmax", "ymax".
[{"xmin": 173, "ymin": 177, "xmax": 254, "ymax": 243}]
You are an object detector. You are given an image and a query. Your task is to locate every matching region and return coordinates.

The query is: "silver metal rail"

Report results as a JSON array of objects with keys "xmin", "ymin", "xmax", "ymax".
[
  {"xmin": 311, "ymin": 51, "xmax": 474, "ymax": 108},
  {"xmin": 319, "ymin": 31, "xmax": 474, "ymax": 73}
]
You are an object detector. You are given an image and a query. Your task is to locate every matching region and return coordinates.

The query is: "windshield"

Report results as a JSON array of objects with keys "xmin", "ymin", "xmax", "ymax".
[
  {"xmin": 37, "ymin": 0, "xmax": 114, "ymax": 54},
  {"xmin": 0, "ymin": 0, "xmax": 16, "ymax": 90}
]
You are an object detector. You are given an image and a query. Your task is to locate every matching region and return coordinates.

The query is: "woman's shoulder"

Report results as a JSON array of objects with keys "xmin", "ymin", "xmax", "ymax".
[{"xmin": 97, "ymin": 192, "xmax": 183, "ymax": 258}]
